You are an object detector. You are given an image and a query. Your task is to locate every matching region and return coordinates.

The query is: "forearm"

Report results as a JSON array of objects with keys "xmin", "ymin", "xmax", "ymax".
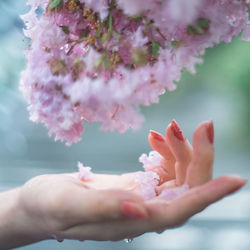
[{"xmin": 0, "ymin": 188, "xmax": 48, "ymax": 249}]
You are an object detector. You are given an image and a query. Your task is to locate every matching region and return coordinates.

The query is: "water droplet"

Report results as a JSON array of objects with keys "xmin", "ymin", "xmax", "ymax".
[
  {"xmin": 124, "ymin": 238, "xmax": 134, "ymax": 243},
  {"xmin": 49, "ymin": 233, "xmax": 64, "ymax": 243},
  {"xmin": 156, "ymin": 229, "xmax": 164, "ymax": 234}
]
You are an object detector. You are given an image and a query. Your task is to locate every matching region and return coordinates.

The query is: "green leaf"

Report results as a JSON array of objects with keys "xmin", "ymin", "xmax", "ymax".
[
  {"xmin": 151, "ymin": 41, "xmax": 161, "ymax": 58},
  {"xmin": 129, "ymin": 15, "xmax": 144, "ymax": 22},
  {"xmin": 171, "ymin": 41, "xmax": 179, "ymax": 48},
  {"xmin": 132, "ymin": 49, "xmax": 149, "ymax": 66},
  {"xmin": 94, "ymin": 54, "xmax": 111, "ymax": 71},
  {"xmin": 103, "ymin": 53, "xmax": 112, "ymax": 70},
  {"xmin": 171, "ymin": 40, "xmax": 184, "ymax": 49},
  {"xmin": 60, "ymin": 26, "xmax": 70, "ymax": 35},
  {"xmin": 187, "ymin": 25, "xmax": 196, "ymax": 36},
  {"xmin": 80, "ymin": 28, "xmax": 90, "ymax": 38},
  {"xmin": 197, "ymin": 18, "xmax": 210, "ymax": 29},
  {"xmin": 48, "ymin": 0, "xmax": 63, "ymax": 11},
  {"xmin": 187, "ymin": 18, "xmax": 210, "ymax": 36}
]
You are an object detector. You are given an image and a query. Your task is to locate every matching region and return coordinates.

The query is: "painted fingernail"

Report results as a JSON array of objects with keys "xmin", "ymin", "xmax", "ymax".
[
  {"xmin": 171, "ymin": 120, "xmax": 185, "ymax": 142},
  {"xmin": 150, "ymin": 130, "xmax": 165, "ymax": 142},
  {"xmin": 121, "ymin": 201, "xmax": 148, "ymax": 219},
  {"xmin": 207, "ymin": 120, "xmax": 214, "ymax": 144}
]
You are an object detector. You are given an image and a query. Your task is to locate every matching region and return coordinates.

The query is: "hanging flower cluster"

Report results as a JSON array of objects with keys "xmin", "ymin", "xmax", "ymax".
[{"xmin": 20, "ymin": 0, "xmax": 250, "ymax": 145}]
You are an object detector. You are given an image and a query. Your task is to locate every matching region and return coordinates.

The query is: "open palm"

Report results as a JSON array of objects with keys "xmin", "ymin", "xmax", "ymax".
[{"xmin": 18, "ymin": 120, "xmax": 246, "ymax": 245}]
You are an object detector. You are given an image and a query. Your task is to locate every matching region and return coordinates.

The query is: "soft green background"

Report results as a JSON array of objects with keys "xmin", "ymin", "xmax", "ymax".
[{"xmin": 0, "ymin": 1, "xmax": 250, "ymax": 249}]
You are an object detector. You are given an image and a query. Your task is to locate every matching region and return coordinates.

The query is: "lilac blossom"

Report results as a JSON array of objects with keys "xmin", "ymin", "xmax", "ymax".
[
  {"xmin": 20, "ymin": 0, "xmax": 250, "ymax": 145},
  {"xmin": 136, "ymin": 150, "xmax": 189, "ymax": 200},
  {"xmin": 78, "ymin": 161, "xmax": 92, "ymax": 181}
]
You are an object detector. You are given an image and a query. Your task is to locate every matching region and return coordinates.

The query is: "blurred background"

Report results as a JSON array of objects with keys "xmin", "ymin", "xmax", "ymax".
[{"xmin": 0, "ymin": 1, "xmax": 250, "ymax": 249}]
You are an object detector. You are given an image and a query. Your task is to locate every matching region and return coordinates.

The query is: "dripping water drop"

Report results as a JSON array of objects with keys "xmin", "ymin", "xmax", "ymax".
[
  {"xmin": 124, "ymin": 238, "xmax": 134, "ymax": 243},
  {"xmin": 156, "ymin": 229, "xmax": 164, "ymax": 234}
]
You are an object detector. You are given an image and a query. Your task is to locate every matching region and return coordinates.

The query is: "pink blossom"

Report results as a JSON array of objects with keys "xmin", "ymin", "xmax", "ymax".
[
  {"xmin": 78, "ymin": 162, "xmax": 92, "ymax": 181},
  {"xmin": 20, "ymin": 0, "xmax": 250, "ymax": 145},
  {"xmin": 159, "ymin": 184, "xmax": 189, "ymax": 200},
  {"xmin": 136, "ymin": 151, "xmax": 190, "ymax": 200},
  {"xmin": 139, "ymin": 151, "xmax": 162, "ymax": 171},
  {"xmin": 134, "ymin": 171, "xmax": 160, "ymax": 200}
]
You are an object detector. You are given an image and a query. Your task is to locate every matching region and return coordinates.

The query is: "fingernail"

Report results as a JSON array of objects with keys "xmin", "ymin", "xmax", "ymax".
[
  {"xmin": 150, "ymin": 130, "xmax": 165, "ymax": 142},
  {"xmin": 121, "ymin": 201, "xmax": 148, "ymax": 219},
  {"xmin": 207, "ymin": 120, "xmax": 214, "ymax": 144},
  {"xmin": 171, "ymin": 120, "xmax": 185, "ymax": 142}
]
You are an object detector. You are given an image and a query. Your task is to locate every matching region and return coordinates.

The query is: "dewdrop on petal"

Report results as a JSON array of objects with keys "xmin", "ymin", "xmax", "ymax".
[
  {"xmin": 78, "ymin": 162, "xmax": 92, "ymax": 181},
  {"xmin": 20, "ymin": 0, "xmax": 250, "ymax": 145}
]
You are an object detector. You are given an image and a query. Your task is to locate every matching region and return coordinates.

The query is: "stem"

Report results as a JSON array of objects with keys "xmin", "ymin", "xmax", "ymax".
[
  {"xmin": 95, "ymin": 23, "xmax": 104, "ymax": 38},
  {"xmin": 108, "ymin": 13, "xmax": 113, "ymax": 33},
  {"xmin": 76, "ymin": 37, "xmax": 88, "ymax": 43},
  {"xmin": 155, "ymin": 27, "xmax": 167, "ymax": 41},
  {"xmin": 110, "ymin": 0, "xmax": 115, "ymax": 9},
  {"xmin": 143, "ymin": 16, "xmax": 167, "ymax": 41}
]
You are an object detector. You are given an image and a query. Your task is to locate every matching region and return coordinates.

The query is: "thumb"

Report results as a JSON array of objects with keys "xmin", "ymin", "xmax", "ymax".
[
  {"xmin": 146, "ymin": 176, "xmax": 247, "ymax": 229},
  {"xmin": 66, "ymin": 188, "xmax": 148, "ymax": 224}
]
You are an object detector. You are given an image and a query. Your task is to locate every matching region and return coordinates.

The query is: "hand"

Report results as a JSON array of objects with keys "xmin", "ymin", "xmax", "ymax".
[
  {"xmin": 136, "ymin": 120, "xmax": 247, "ymax": 231},
  {"xmin": 147, "ymin": 119, "xmax": 214, "ymax": 190},
  {"xmin": 0, "ymin": 121, "xmax": 246, "ymax": 249}
]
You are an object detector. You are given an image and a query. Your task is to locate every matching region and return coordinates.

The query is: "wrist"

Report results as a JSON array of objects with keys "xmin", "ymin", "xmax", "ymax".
[{"xmin": 0, "ymin": 187, "xmax": 49, "ymax": 249}]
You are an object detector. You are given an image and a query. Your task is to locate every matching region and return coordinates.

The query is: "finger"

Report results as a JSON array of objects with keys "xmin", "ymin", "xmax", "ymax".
[
  {"xmin": 185, "ymin": 121, "xmax": 214, "ymax": 187},
  {"xmin": 165, "ymin": 120, "xmax": 193, "ymax": 186},
  {"xmin": 78, "ymin": 189, "xmax": 148, "ymax": 221},
  {"xmin": 62, "ymin": 176, "xmax": 247, "ymax": 241},
  {"xmin": 149, "ymin": 130, "xmax": 175, "ymax": 161},
  {"xmin": 61, "ymin": 220, "xmax": 146, "ymax": 241},
  {"xmin": 148, "ymin": 130, "xmax": 176, "ymax": 183},
  {"xmin": 156, "ymin": 179, "xmax": 177, "ymax": 194},
  {"xmin": 147, "ymin": 176, "xmax": 247, "ymax": 229},
  {"xmin": 52, "ymin": 188, "xmax": 148, "ymax": 226}
]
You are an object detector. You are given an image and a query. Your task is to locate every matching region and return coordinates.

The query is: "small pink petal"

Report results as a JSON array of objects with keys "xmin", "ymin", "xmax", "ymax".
[
  {"xmin": 159, "ymin": 184, "xmax": 189, "ymax": 200},
  {"xmin": 78, "ymin": 162, "xmax": 92, "ymax": 181},
  {"xmin": 135, "ymin": 171, "xmax": 160, "ymax": 200}
]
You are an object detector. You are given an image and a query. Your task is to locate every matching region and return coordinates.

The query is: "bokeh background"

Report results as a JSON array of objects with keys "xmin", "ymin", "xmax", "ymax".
[{"xmin": 0, "ymin": 1, "xmax": 250, "ymax": 249}]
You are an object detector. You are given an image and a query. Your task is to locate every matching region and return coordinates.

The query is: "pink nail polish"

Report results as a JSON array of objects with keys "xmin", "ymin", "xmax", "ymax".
[
  {"xmin": 121, "ymin": 202, "xmax": 148, "ymax": 219},
  {"xmin": 150, "ymin": 130, "xmax": 165, "ymax": 142},
  {"xmin": 207, "ymin": 121, "xmax": 214, "ymax": 144},
  {"xmin": 171, "ymin": 120, "xmax": 185, "ymax": 142}
]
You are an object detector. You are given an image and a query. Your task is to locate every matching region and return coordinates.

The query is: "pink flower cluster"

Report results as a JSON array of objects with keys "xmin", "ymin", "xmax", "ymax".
[
  {"xmin": 77, "ymin": 151, "xmax": 189, "ymax": 201},
  {"xmin": 136, "ymin": 150, "xmax": 189, "ymax": 200},
  {"xmin": 20, "ymin": 0, "xmax": 250, "ymax": 145},
  {"xmin": 78, "ymin": 161, "xmax": 92, "ymax": 180},
  {"xmin": 135, "ymin": 171, "xmax": 160, "ymax": 200}
]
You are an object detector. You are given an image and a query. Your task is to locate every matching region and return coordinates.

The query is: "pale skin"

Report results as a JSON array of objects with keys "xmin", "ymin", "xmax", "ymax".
[{"xmin": 0, "ymin": 120, "xmax": 247, "ymax": 249}]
